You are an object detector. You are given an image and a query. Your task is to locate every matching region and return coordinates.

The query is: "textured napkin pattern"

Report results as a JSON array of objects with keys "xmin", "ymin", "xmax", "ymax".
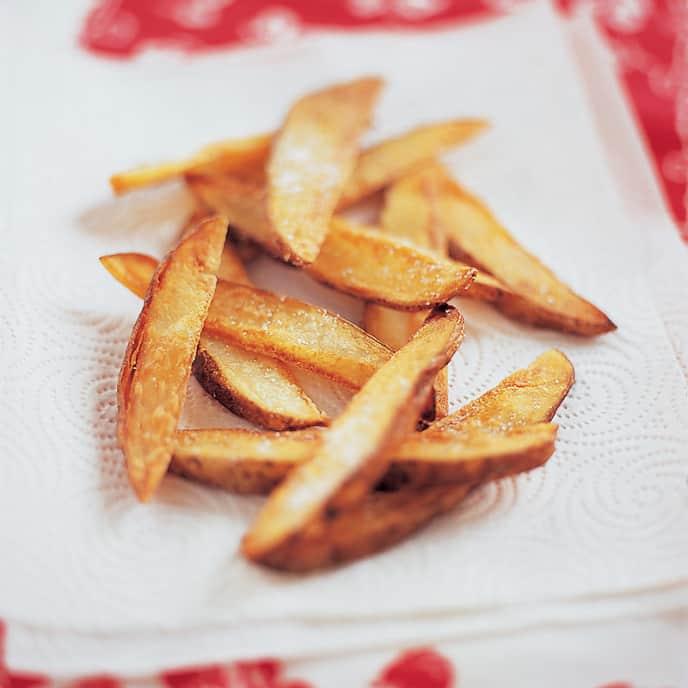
[{"xmin": 2, "ymin": 2, "xmax": 687, "ymax": 675}]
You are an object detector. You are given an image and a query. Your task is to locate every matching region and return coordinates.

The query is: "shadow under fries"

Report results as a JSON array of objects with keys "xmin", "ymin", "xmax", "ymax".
[
  {"xmin": 289, "ymin": 366, "xmax": 355, "ymax": 418},
  {"xmin": 78, "ymin": 182, "xmax": 195, "ymax": 251}
]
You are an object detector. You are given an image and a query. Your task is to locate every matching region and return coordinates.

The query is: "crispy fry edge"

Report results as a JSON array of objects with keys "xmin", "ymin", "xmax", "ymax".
[
  {"xmin": 241, "ymin": 305, "xmax": 464, "ymax": 567},
  {"xmin": 117, "ymin": 215, "xmax": 227, "ymax": 501}
]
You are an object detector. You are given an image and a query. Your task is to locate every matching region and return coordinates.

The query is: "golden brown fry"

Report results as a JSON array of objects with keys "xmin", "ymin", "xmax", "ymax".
[
  {"xmin": 173, "ymin": 426, "xmax": 477, "ymax": 571},
  {"xmin": 307, "ymin": 218, "xmax": 476, "ymax": 310},
  {"xmin": 364, "ymin": 166, "xmax": 450, "ymax": 416},
  {"xmin": 337, "ymin": 119, "xmax": 488, "ymax": 208},
  {"xmin": 109, "ymin": 133, "xmax": 272, "ymax": 195},
  {"xmin": 114, "ymin": 116, "xmax": 484, "ymax": 201},
  {"xmin": 172, "ymin": 421, "xmax": 556, "ymax": 495},
  {"xmin": 430, "ymin": 349, "xmax": 575, "ymax": 434},
  {"xmin": 193, "ymin": 336, "xmax": 326, "ymax": 430},
  {"xmin": 369, "ymin": 163, "xmax": 614, "ymax": 334},
  {"xmin": 103, "ymin": 251, "xmax": 392, "ymax": 391},
  {"xmin": 181, "ymin": 206, "xmax": 263, "ymax": 264},
  {"xmin": 363, "ymin": 307, "xmax": 442, "ymax": 422},
  {"xmin": 200, "ymin": 241, "xmax": 324, "ymax": 430},
  {"xmin": 242, "ymin": 345, "xmax": 567, "ymax": 570},
  {"xmin": 186, "ymin": 175, "xmax": 476, "ymax": 310},
  {"xmin": 180, "ymin": 208, "xmax": 252, "ymax": 284},
  {"xmin": 171, "ymin": 349, "xmax": 571, "ymax": 495},
  {"xmin": 378, "ymin": 163, "xmax": 448, "ymax": 252},
  {"xmin": 102, "ymin": 252, "xmax": 326, "ymax": 431},
  {"xmin": 282, "ymin": 417, "xmax": 557, "ymax": 567},
  {"xmin": 380, "ymin": 423, "xmax": 556, "ymax": 489},
  {"xmin": 254, "ymin": 483, "xmax": 475, "ymax": 572},
  {"xmin": 242, "ymin": 305, "xmax": 464, "ymax": 568},
  {"xmin": 205, "ymin": 281, "xmax": 393, "ymax": 388},
  {"xmin": 171, "ymin": 428, "xmax": 318, "ymax": 494},
  {"xmin": 462, "ymin": 271, "xmax": 603, "ymax": 333},
  {"xmin": 267, "ymin": 77, "xmax": 383, "ymax": 265},
  {"xmin": 117, "ymin": 215, "xmax": 227, "ymax": 501},
  {"xmin": 185, "ymin": 119, "xmax": 486, "ymax": 263},
  {"xmin": 381, "ymin": 350, "xmax": 571, "ymax": 492},
  {"xmin": 185, "ymin": 173, "xmax": 280, "ymax": 256},
  {"xmin": 100, "ymin": 252, "xmax": 158, "ymax": 300},
  {"xmin": 434, "ymin": 175, "xmax": 616, "ymax": 335}
]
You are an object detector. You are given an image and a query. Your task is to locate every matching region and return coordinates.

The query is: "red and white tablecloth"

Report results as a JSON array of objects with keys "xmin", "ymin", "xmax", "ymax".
[{"xmin": 1, "ymin": 1, "xmax": 686, "ymax": 686}]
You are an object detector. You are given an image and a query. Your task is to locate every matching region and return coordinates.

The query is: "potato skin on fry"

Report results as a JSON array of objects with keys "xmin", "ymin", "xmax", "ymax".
[
  {"xmin": 185, "ymin": 119, "xmax": 486, "ymax": 267},
  {"xmin": 463, "ymin": 272, "xmax": 611, "ymax": 335},
  {"xmin": 242, "ymin": 305, "xmax": 464, "ymax": 568},
  {"xmin": 239, "ymin": 347, "xmax": 569, "ymax": 571},
  {"xmin": 197, "ymin": 242, "xmax": 327, "ymax": 430},
  {"xmin": 172, "ymin": 421, "xmax": 557, "ymax": 495},
  {"xmin": 434, "ymin": 175, "xmax": 616, "ymax": 336},
  {"xmin": 267, "ymin": 77, "xmax": 383, "ymax": 265},
  {"xmin": 117, "ymin": 215, "xmax": 227, "ymax": 502},
  {"xmin": 380, "ymin": 423, "xmax": 556, "ymax": 489},
  {"xmin": 102, "ymin": 250, "xmax": 391, "ymax": 397},
  {"xmin": 193, "ymin": 336, "xmax": 326, "ymax": 431},
  {"xmin": 101, "ymin": 251, "xmax": 327, "ymax": 432},
  {"xmin": 171, "ymin": 428, "xmax": 319, "ymax": 493},
  {"xmin": 258, "ymin": 482, "xmax": 475, "ymax": 572},
  {"xmin": 248, "ymin": 423, "xmax": 554, "ymax": 571},
  {"xmin": 432, "ymin": 373, "xmax": 449, "ymax": 420},
  {"xmin": 171, "ymin": 349, "xmax": 571, "ymax": 496}
]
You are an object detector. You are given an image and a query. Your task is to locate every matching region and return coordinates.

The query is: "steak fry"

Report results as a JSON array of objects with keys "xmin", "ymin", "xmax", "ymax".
[
  {"xmin": 102, "ymin": 253, "xmax": 392, "ymax": 390},
  {"xmin": 116, "ymin": 215, "xmax": 227, "ymax": 501},
  {"xmin": 171, "ymin": 422, "xmax": 556, "ymax": 494},
  {"xmin": 364, "ymin": 166, "xmax": 451, "ymax": 417},
  {"xmin": 187, "ymin": 174, "xmax": 476, "ymax": 310},
  {"xmin": 338, "ymin": 119, "xmax": 488, "ymax": 207},
  {"xmin": 433, "ymin": 172, "xmax": 616, "ymax": 335},
  {"xmin": 267, "ymin": 77, "xmax": 383, "ymax": 265},
  {"xmin": 102, "ymin": 252, "xmax": 326, "ymax": 431},
  {"xmin": 242, "ymin": 306, "xmax": 464, "ymax": 569}
]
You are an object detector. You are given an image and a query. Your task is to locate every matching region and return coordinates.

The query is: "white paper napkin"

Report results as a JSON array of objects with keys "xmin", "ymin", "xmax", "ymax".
[{"xmin": 2, "ymin": 0, "xmax": 687, "ymax": 675}]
